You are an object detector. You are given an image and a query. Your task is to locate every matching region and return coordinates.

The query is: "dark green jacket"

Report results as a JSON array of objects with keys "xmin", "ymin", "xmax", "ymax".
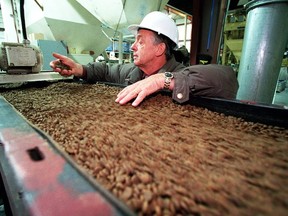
[{"xmin": 82, "ymin": 57, "xmax": 239, "ymax": 103}]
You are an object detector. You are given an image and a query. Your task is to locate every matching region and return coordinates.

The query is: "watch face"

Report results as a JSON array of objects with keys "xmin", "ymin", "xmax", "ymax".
[{"xmin": 165, "ymin": 72, "xmax": 173, "ymax": 78}]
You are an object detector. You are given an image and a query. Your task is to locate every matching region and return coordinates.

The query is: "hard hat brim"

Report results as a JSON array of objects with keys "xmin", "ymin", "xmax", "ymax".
[
  {"xmin": 128, "ymin": 24, "xmax": 141, "ymax": 36},
  {"xmin": 128, "ymin": 24, "xmax": 163, "ymax": 37},
  {"xmin": 127, "ymin": 11, "xmax": 179, "ymax": 47}
]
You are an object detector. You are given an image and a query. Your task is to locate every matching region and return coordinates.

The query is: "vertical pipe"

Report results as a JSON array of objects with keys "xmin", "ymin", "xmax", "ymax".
[
  {"xmin": 184, "ymin": 14, "xmax": 187, "ymax": 47},
  {"xmin": 236, "ymin": 0, "xmax": 288, "ymax": 103},
  {"xmin": 19, "ymin": 0, "xmax": 27, "ymax": 40},
  {"xmin": 206, "ymin": 0, "xmax": 215, "ymax": 51},
  {"xmin": 215, "ymin": 0, "xmax": 229, "ymax": 64},
  {"xmin": 118, "ymin": 32, "xmax": 123, "ymax": 64},
  {"xmin": 0, "ymin": 0, "xmax": 21, "ymax": 42},
  {"xmin": 190, "ymin": 0, "xmax": 201, "ymax": 65}
]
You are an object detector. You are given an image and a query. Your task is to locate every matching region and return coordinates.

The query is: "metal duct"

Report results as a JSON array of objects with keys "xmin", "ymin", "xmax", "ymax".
[
  {"xmin": 24, "ymin": 0, "xmax": 168, "ymax": 57},
  {"xmin": 236, "ymin": 0, "xmax": 288, "ymax": 104}
]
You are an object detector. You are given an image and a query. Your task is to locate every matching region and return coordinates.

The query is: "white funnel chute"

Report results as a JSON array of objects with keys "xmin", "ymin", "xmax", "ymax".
[
  {"xmin": 24, "ymin": 0, "xmax": 169, "ymax": 57},
  {"xmin": 76, "ymin": 0, "xmax": 169, "ymax": 35}
]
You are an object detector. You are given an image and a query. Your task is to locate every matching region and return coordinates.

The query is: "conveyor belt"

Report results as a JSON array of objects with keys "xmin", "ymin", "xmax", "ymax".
[
  {"xmin": 101, "ymin": 81, "xmax": 288, "ymax": 129},
  {"xmin": 103, "ymin": 81, "xmax": 288, "ymax": 129},
  {"xmin": 0, "ymin": 72, "xmax": 72, "ymax": 84},
  {"xmin": 186, "ymin": 96, "xmax": 288, "ymax": 128},
  {"xmin": 0, "ymin": 96, "xmax": 135, "ymax": 216},
  {"xmin": 0, "ymin": 80, "xmax": 288, "ymax": 215}
]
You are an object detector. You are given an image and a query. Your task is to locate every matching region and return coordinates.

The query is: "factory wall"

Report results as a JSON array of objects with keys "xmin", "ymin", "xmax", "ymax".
[{"xmin": 0, "ymin": 6, "xmax": 4, "ymax": 42}]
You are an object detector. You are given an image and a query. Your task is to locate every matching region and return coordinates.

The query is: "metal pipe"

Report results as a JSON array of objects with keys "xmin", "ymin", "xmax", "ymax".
[
  {"xmin": 206, "ymin": 0, "xmax": 216, "ymax": 51},
  {"xmin": 19, "ymin": 0, "xmax": 27, "ymax": 40},
  {"xmin": 118, "ymin": 32, "xmax": 123, "ymax": 64},
  {"xmin": 216, "ymin": 0, "xmax": 230, "ymax": 64},
  {"xmin": 184, "ymin": 14, "xmax": 187, "ymax": 47},
  {"xmin": 236, "ymin": 0, "xmax": 288, "ymax": 103}
]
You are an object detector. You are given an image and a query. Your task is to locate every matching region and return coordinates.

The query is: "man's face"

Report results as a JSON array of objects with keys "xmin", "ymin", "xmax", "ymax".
[{"xmin": 130, "ymin": 29, "xmax": 159, "ymax": 67}]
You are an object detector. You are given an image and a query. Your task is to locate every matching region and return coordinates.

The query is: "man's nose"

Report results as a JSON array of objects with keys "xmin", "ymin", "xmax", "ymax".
[{"xmin": 130, "ymin": 42, "xmax": 137, "ymax": 51}]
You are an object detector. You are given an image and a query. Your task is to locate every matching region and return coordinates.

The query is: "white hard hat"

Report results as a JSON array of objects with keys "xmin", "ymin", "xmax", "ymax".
[{"xmin": 128, "ymin": 11, "xmax": 179, "ymax": 47}]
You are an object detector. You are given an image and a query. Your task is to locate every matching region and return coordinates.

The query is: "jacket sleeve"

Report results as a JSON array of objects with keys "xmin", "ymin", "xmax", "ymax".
[
  {"xmin": 82, "ymin": 62, "xmax": 142, "ymax": 84},
  {"xmin": 82, "ymin": 62, "xmax": 121, "ymax": 83},
  {"xmin": 172, "ymin": 64, "xmax": 239, "ymax": 103}
]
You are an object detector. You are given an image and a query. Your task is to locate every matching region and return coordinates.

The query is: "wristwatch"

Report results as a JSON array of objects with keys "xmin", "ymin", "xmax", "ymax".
[{"xmin": 164, "ymin": 72, "xmax": 174, "ymax": 89}]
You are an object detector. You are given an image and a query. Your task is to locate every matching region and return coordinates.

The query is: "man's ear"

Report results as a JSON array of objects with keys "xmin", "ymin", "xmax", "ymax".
[{"xmin": 155, "ymin": 42, "xmax": 166, "ymax": 57}]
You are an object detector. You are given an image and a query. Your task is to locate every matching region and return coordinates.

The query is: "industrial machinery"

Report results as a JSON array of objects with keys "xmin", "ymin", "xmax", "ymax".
[
  {"xmin": 221, "ymin": 9, "xmax": 246, "ymax": 72},
  {"xmin": 0, "ymin": 82, "xmax": 287, "ymax": 215},
  {"xmin": 0, "ymin": 40, "xmax": 43, "ymax": 74}
]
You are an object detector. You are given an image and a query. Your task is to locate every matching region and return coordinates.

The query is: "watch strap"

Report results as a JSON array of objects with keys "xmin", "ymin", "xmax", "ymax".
[{"xmin": 164, "ymin": 72, "xmax": 173, "ymax": 89}]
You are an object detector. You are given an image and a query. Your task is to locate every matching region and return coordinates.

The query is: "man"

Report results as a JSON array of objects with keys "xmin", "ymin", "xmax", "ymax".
[{"xmin": 50, "ymin": 11, "xmax": 239, "ymax": 107}]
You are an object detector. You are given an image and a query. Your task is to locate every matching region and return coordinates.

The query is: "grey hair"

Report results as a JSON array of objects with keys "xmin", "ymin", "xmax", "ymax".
[{"xmin": 139, "ymin": 28, "xmax": 176, "ymax": 60}]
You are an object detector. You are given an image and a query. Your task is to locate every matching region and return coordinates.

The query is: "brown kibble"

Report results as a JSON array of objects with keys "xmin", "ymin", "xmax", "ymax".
[
  {"xmin": 131, "ymin": 175, "xmax": 140, "ymax": 184},
  {"xmin": 122, "ymin": 187, "xmax": 133, "ymax": 200},
  {"xmin": 2, "ymin": 81, "xmax": 287, "ymax": 216},
  {"xmin": 98, "ymin": 169, "xmax": 109, "ymax": 178},
  {"xmin": 138, "ymin": 172, "xmax": 152, "ymax": 184},
  {"xmin": 142, "ymin": 200, "xmax": 149, "ymax": 213},
  {"xmin": 115, "ymin": 182, "xmax": 125, "ymax": 190},
  {"xmin": 143, "ymin": 190, "xmax": 153, "ymax": 202},
  {"xmin": 174, "ymin": 185, "xmax": 188, "ymax": 196},
  {"xmin": 115, "ymin": 175, "xmax": 126, "ymax": 183},
  {"xmin": 130, "ymin": 198, "xmax": 142, "ymax": 210},
  {"xmin": 65, "ymin": 146, "xmax": 76, "ymax": 154},
  {"xmin": 154, "ymin": 204, "xmax": 162, "ymax": 216}
]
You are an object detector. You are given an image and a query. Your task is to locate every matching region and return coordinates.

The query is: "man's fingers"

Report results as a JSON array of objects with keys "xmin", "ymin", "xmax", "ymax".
[
  {"xmin": 52, "ymin": 53, "xmax": 72, "ymax": 67},
  {"xmin": 115, "ymin": 76, "xmax": 161, "ymax": 106},
  {"xmin": 131, "ymin": 91, "xmax": 146, "ymax": 107},
  {"xmin": 52, "ymin": 52, "xmax": 65, "ymax": 59},
  {"xmin": 118, "ymin": 89, "xmax": 139, "ymax": 105},
  {"xmin": 60, "ymin": 70, "xmax": 73, "ymax": 77},
  {"xmin": 115, "ymin": 86, "xmax": 147, "ymax": 107},
  {"xmin": 116, "ymin": 84, "xmax": 138, "ymax": 101}
]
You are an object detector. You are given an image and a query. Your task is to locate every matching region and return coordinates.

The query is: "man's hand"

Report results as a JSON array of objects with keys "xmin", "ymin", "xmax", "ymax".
[
  {"xmin": 50, "ymin": 52, "xmax": 83, "ymax": 77},
  {"xmin": 115, "ymin": 73, "xmax": 173, "ymax": 107}
]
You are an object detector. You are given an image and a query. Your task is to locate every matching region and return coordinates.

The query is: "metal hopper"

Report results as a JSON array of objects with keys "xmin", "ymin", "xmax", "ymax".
[{"xmin": 24, "ymin": 0, "xmax": 169, "ymax": 57}]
